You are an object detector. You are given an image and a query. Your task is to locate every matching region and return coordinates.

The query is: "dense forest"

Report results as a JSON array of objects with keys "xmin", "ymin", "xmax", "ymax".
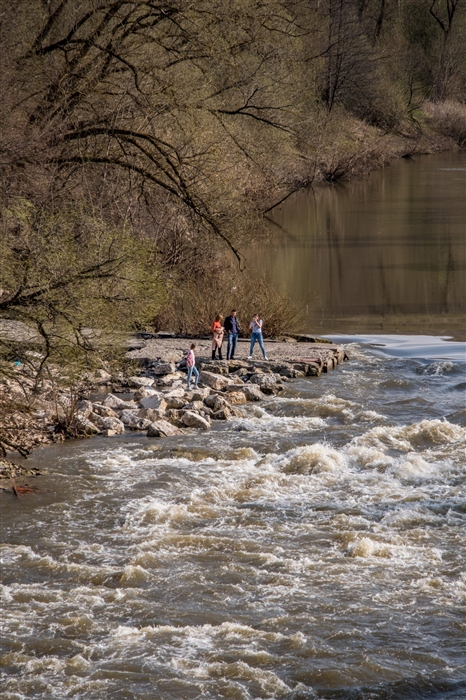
[{"xmin": 1, "ymin": 0, "xmax": 465, "ymax": 371}]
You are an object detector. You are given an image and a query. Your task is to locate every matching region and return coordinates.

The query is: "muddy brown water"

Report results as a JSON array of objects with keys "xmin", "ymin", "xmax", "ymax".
[{"xmin": 1, "ymin": 152, "xmax": 466, "ymax": 700}]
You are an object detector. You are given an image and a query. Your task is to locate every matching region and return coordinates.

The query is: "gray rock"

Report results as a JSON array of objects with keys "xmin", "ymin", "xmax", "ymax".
[
  {"xmin": 72, "ymin": 415, "xmax": 100, "ymax": 435},
  {"xmin": 151, "ymin": 362, "xmax": 176, "ymax": 376},
  {"xmin": 103, "ymin": 393, "xmax": 138, "ymax": 410},
  {"xmin": 165, "ymin": 396, "xmax": 188, "ymax": 409},
  {"xmin": 162, "ymin": 387, "xmax": 186, "ymax": 399},
  {"xmin": 127, "ymin": 417, "xmax": 152, "ymax": 431},
  {"xmin": 183, "ymin": 400, "xmax": 205, "ymax": 412},
  {"xmin": 249, "ymin": 373, "xmax": 281, "ymax": 394},
  {"xmin": 146, "ymin": 420, "xmax": 183, "ymax": 437},
  {"xmin": 181, "ymin": 411, "xmax": 211, "ymax": 430},
  {"xmin": 155, "ymin": 373, "xmax": 183, "ymax": 386},
  {"xmin": 204, "ymin": 394, "xmax": 229, "ymax": 411},
  {"xmin": 133, "ymin": 386, "xmax": 159, "ymax": 400},
  {"xmin": 199, "ymin": 370, "xmax": 235, "ymax": 390},
  {"xmin": 76, "ymin": 400, "xmax": 93, "ymax": 418},
  {"xmin": 139, "ymin": 394, "xmax": 167, "ymax": 411},
  {"xmin": 137, "ymin": 407, "xmax": 165, "ymax": 422},
  {"xmin": 241, "ymin": 384, "xmax": 265, "ymax": 401},
  {"xmin": 212, "ymin": 407, "xmax": 232, "ymax": 420},
  {"xmin": 92, "ymin": 403, "xmax": 120, "ymax": 418},
  {"xmin": 119, "ymin": 409, "xmax": 140, "ymax": 425},
  {"xmin": 128, "ymin": 376, "xmax": 155, "ymax": 388},
  {"xmin": 96, "ymin": 417, "xmax": 125, "ymax": 434}
]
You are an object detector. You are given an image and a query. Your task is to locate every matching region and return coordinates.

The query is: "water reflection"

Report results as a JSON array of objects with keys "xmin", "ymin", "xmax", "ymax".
[{"xmin": 259, "ymin": 151, "xmax": 466, "ymax": 338}]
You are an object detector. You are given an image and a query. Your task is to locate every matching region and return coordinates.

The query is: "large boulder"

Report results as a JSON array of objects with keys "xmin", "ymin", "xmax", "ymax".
[
  {"xmin": 103, "ymin": 393, "xmax": 138, "ymax": 410},
  {"xmin": 163, "ymin": 387, "xmax": 186, "ymax": 399},
  {"xmin": 226, "ymin": 391, "xmax": 247, "ymax": 405},
  {"xmin": 181, "ymin": 411, "xmax": 211, "ymax": 430},
  {"xmin": 91, "ymin": 415, "xmax": 125, "ymax": 434},
  {"xmin": 204, "ymin": 394, "xmax": 229, "ymax": 412},
  {"xmin": 241, "ymin": 384, "xmax": 265, "ymax": 402},
  {"xmin": 137, "ymin": 407, "xmax": 166, "ymax": 422},
  {"xmin": 72, "ymin": 415, "xmax": 100, "ymax": 435},
  {"xmin": 139, "ymin": 394, "xmax": 167, "ymax": 412},
  {"xmin": 146, "ymin": 420, "xmax": 183, "ymax": 437},
  {"xmin": 165, "ymin": 395, "xmax": 188, "ymax": 409},
  {"xmin": 249, "ymin": 373, "xmax": 283, "ymax": 395},
  {"xmin": 199, "ymin": 370, "xmax": 235, "ymax": 390}
]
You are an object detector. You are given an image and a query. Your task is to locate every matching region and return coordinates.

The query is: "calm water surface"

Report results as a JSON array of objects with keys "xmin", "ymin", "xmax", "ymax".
[
  {"xmin": 1, "ymin": 152, "xmax": 465, "ymax": 700},
  {"xmin": 261, "ymin": 151, "xmax": 466, "ymax": 339}
]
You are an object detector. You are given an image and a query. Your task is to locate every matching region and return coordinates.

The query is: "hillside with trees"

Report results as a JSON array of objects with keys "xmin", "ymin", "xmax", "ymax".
[{"xmin": 1, "ymin": 0, "xmax": 465, "ymax": 368}]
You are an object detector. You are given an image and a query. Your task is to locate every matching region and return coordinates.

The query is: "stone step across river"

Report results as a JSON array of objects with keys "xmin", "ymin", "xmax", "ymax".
[{"xmin": 72, "ymin": 341, "xmax": 348, "ymax": 439}]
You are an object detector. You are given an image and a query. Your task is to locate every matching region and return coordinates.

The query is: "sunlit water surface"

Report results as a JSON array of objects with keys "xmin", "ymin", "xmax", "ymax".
[{"xmin": 1, "ymin": 336, "xmax": 465, "ymax": 699}]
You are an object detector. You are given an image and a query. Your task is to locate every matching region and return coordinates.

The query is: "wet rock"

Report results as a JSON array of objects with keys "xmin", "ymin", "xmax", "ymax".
[
  {"xmin": 147, "ymin": 420, "xmax": 183, "ymax": 437},
  {"xmin": 241, "ymin": 385, "xmax": 265, "ymax": 402},
  {"xmin": 199, "ymin": 370, "xmax": 235, "ymax": 391},
  {"xmin": 181, "ymin": 411, "xmax": 211, "ymax": 430},
  {"xmin": 226, "ymin": 391, "xmax": 247, "ymax": 405},
  {"xmin": 249, "ymin": 373, "xmax": 283, "ymax": 395},
  {"xmin": 212, "ymin": 407, "xmax": 232, "ymax": 420},
  {"xmin": 204, "ymin": 394, "xmax": 229, "ymax": 412},
  {"xmin": 128, "ymin": 376, "xmax": 154, "ymax": 388}
]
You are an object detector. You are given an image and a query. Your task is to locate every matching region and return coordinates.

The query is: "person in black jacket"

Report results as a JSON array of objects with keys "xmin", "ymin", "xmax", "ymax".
[{"xmin": 224, "ymin": 309, "xmax": 240, "ymax": 360}]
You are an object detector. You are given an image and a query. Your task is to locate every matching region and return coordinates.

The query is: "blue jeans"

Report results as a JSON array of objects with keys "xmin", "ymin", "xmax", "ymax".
[
  {"xmin": 187, "ymin": 365, "xmax": 199, "ymax": 389},
  {"xmin": 227, "ymin": 332, "xmax": 238, "ymax": 359},
  {"xmin": 250, "ymin": 332, "xmax": 266, "ymax": 358}
]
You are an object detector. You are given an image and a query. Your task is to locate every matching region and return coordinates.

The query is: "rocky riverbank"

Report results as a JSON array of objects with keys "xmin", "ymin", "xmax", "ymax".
[{"xmin": 0, "ymin": 336, "xmax": 347, "ymax": 480}]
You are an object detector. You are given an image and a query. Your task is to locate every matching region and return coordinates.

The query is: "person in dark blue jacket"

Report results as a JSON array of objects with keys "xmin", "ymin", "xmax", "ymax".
[{"xmin": 224, "ymin": 309, "xmax": 240, "ymax": 360}]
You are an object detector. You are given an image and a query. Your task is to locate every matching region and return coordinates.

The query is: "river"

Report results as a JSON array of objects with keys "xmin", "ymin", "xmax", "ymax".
[
  {"xmin": 261, "ymin": 151, "xmax": 466, "ymax": 340},
  {"xmin": 1, "ymin": 153, "xmax": 465, "ymax": 700}
]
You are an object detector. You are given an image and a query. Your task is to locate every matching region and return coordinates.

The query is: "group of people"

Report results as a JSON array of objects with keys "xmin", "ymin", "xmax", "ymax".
[
  {"xmin": 211, "ymin": 310, "xmax": 268, "ymax": 362},
  {"xmin": 185, "ymin": 310, "xmax": 268, "ymax": 389}
]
